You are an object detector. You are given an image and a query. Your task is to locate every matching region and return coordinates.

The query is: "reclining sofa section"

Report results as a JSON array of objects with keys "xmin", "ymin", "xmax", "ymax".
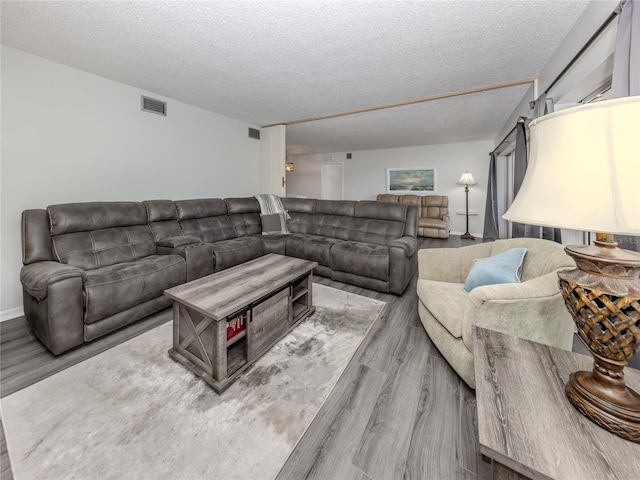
[{"xmin": 20, "ymin": 197, "xmax": 418, "ymax": 355}]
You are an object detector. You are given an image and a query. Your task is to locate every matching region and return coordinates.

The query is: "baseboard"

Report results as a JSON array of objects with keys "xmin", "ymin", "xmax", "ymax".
[{"xmin": 1, "ymin": 306, "xmax": 24, "ymax": 322}]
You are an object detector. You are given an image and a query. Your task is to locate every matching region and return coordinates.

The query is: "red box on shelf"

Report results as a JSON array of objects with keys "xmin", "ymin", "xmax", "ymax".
[{"xmin": 227, "ymin": 314, "xmax": 246, "ymax": 341}]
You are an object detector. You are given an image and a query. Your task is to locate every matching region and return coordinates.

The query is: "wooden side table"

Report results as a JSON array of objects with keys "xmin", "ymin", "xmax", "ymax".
[{"xmin": 474, "ymin": 327, "xmax": 640, "ymax": 480}]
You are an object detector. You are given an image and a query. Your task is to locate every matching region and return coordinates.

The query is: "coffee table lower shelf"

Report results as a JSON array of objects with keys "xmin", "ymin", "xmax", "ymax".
[{"xmin": 168, "ymin": 305, "xmax": 314, "ymax": 394}]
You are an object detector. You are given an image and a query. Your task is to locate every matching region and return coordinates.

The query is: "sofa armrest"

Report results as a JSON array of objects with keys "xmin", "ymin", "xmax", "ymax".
[
  {"xmin": 468, "ymin": 271, "xmax": 564, "ymax": 302},
  {"xmin": 156, "ymin": 235, "xmax": 202, "ymax": 248},
  {"xmin": 158, "ymin": 243, "xmax": 213, "ymax": 282},
  {"xmin": 388, "ymin": 236, "xmax": 417, "ymax": 258},
  {"xmin": 461, "ymin": 270, "xmax": 573, "ymax": 352},
  {"xmin": 20, "ymin": 261, "xmax": 86, "ymax": 300}
]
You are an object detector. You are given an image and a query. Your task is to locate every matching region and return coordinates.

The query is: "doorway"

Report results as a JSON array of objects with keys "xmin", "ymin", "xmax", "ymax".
[{"xmin": 321, "ymin": 162, "xmax": 344, "ymax": 200}]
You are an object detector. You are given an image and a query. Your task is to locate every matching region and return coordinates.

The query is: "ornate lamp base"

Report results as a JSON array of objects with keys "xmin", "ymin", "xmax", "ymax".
[
  {"xmin": 461, "ymin": 232, "xmax": 476, "ymax": 240},
  {"xmin": 566, "ymin": 365, "xmax": 640, "ymax": 442},
  {"xmin": 559, "ymin": 234, "xmax": 640, "ymax": 444}
]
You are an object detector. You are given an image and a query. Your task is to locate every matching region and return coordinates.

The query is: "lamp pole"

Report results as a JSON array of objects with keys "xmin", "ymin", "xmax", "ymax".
[
  {"xmin": 461, "ymin": 184, "xmax": 474, "ymax": 240},
  {"xmin": 457, "ymin": 171, "xmax": 476, "ymax": 240}
]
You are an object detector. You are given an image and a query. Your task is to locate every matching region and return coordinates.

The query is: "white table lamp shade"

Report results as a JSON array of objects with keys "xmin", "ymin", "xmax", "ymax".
[{"xmin": 503, "ymin": 96, "xmax": 640, "ymax": 235}]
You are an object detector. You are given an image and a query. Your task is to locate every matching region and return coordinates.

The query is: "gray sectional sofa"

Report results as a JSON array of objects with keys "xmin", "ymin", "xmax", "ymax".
[{"xmin": 20, "ymin": 197, "xmax": 418, "ymax": 355}]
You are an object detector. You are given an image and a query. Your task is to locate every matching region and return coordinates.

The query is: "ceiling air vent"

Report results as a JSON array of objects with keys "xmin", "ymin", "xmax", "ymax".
[
  {"xmin": 141, "ymin": 96, "xmax": 167, "ymax": 116},
  {"xmin": 248, "ymin": 128, "xmax": 260, "ymax": 140}
]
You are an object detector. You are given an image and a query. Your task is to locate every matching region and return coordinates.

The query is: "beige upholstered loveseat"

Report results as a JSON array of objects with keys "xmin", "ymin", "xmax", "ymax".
[
  {"xmin": 377, "ymin": 194, "xmax": 449, "ymax": 238},
  {"xmin": 417, "ymin": 238, "xmax": 575, "ymax": 388}
]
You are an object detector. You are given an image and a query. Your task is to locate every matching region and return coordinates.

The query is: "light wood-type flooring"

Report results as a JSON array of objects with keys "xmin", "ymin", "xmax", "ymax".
[{"xmin": 0, "ymin": 235, "xmax": 479, "ymax": 480}]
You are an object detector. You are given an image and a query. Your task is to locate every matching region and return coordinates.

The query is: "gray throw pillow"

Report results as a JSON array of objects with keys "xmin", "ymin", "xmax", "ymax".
[{"xmin": 261, "ymin": 213, "xmax": 289, "ymax": 235}]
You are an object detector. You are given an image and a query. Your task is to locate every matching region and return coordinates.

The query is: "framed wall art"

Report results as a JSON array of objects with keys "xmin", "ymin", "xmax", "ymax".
[{"xmin": 386, "ymin": 167, "xmax": 436, "ymax": 194}]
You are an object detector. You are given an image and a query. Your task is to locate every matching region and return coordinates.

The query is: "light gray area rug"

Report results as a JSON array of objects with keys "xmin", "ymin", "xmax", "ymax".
[{"xmin": 1, "ymin": 284, "xmax": 385, "ymax": 480}]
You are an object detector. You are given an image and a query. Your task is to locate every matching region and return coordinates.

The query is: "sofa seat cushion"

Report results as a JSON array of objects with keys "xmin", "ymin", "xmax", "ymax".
[
  {"xmin": 285, "ymin": 234, "xmax": 342, "ymax": 267},
  {"xmin": 84, "ymin": 255, "xmax": 185, "ymax": 324},
  {"xmin": 418, "ymin": 217, "xmax": 447, "ymax": 230},
  {"xmin": 260, "ymin": 235, "xmax": 287, "ymax": 255},
  {"xmin": 331, "ymin": 241, "xmax": 389, "ymax": 282},
  {"xmin": 416, "ymin": 278, "xmax": 468, "ymax": 339},
  {"xmin": 210, "ymin": 236, "xmax": 264, "ymax": 272}
]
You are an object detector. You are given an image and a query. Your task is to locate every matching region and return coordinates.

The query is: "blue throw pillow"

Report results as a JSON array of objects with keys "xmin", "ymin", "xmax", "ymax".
[{"xmin": 463, "ymin": 247, "xmax": 527, "ymax": 292}]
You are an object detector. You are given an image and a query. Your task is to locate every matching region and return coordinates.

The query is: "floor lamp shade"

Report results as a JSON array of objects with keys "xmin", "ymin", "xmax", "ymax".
[
  {"xmin": 503, "ymin": 96, "xmax": 640, "ymax": 443},
  {"xmin": 457, "ymin": 171, "xmax": 477, "ymax": 186},
  {"xmin": 503, "ymin": 96, "xmax": 640, "ymax": 234}
]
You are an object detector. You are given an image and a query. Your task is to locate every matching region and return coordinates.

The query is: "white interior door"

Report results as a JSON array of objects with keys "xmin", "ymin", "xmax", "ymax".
[{"xmin": 321, "ymin": 163, "xmax": 344, "ymax": 200}]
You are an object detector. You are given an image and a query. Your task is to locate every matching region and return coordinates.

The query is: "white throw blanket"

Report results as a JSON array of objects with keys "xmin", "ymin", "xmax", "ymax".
[{"xmin": 255, "ymin": 194, "xmax": 291, "ymax": 219}]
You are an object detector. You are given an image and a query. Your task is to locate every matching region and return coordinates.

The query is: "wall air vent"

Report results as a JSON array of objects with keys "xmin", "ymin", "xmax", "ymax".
[
  {"xmin": 248, "ymin": 127, "xmax": 261, "ymax": 140},
  {"xmin": 141, "ymin": 96, "xmax": 167, "ymax": 116}
]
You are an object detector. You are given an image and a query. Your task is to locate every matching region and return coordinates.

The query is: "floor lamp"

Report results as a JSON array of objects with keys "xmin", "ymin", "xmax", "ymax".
[
  {"xmin": 457, "ymin": 171, "xmax": 477, "ymax": 240},
  {"xmin": 503, "ymin": 96, "xmax": 640, "ymax": 443}
]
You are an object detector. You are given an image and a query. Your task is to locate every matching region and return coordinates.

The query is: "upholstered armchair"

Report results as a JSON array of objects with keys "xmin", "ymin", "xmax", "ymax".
[
  {"xmin": 376, "ymin": 194, "xmax": 449, "ymax": 238},
  {"xmin": 417, "ymin": 238, "xmax": 576, "ymax": 388},
  {"xmin": 417, "ymin": 195, "xmax": 449, "ymax": 238}
]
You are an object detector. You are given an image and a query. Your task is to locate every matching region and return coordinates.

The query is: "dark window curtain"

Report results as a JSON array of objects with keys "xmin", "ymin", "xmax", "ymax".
[
  {"xmin": 510, "ymin": 97, "xmax": 561, "ymax": 242},
  {"xmin": 532, "ymin": 93, "xmax": 562, "ymax": 243},
  {"xmin": 511, "ymin": 117, "xmax": 540, "ymax": 238},
  {"xmin": 612, "ymin": 0, "xmax": 639, "ymax": 251},
  {"xmin": 482, "ymin": 151, "xmax": 500, "ymax": 241}
]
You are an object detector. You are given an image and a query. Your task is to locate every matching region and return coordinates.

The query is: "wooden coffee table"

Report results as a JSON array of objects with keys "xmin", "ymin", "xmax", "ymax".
[{"xmin": 165, "ymin": 254, "xmax": 317, "ymax": 393}]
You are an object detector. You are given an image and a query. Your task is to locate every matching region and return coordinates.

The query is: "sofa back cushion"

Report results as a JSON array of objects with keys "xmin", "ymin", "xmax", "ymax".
[
  {"xmin": 175, "ymin": 198, "xmax": 227, "ymax": 219},
  {"xmin": 144, "ymin": 199, "xmax": 177, "ymax": 223},
  {"xmin": 349, "ymin": 201, "xmax": 408, "ymax": 245},
  {"xmin": 399, "ymin": 195, "xmax": 420, "ymax": 206},
  {"xmin": 281, "ymin": 198, "xmax": 317, "ymax": 235},
  {"xmin": 225, "ymin": 197, "xmax": 262, "ymax": 237},
  {"xmin": 22, "ymin": 209, "xmax": 55, "ymax": 265},
  {"xmin": 420, "ymin": 195, "xmax": 448, "ymax": 220},
  {"xmin": 281, "ymin": 197, "xmax": 316, "ymax": 213},
  {"xmin": 377, "ymin": 194, "xmax": 420, "ymax": 206},
  {"xmin": 376, "ymin": 194, "xmax": 400, "ymax": 203},
  {"xmin": 306, "ymin": 200, "xmax": 355, "ymax": 240},
  {"xmin": 404, "ymin": 205, "xmax": 419, "ymax": 237},
  {"xmin": 490, "ymin": 238, "xmax": 574, "ymax": 281},
  {"xmin": 144, "ymin": 200, "xmax": 183, "ymax": 241},
  {"xmin": 176, "ymin": 198, "xmax": 236, "ymax": 243},
  {"xmin": 48, "ymin": 202, "xmax": 156, "ymax": 270}
]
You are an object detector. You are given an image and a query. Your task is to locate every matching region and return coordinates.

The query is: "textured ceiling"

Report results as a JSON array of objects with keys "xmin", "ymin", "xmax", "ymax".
[{"xmin": 1, "ymin": 0, "xmax": 592, "ymax": 154}]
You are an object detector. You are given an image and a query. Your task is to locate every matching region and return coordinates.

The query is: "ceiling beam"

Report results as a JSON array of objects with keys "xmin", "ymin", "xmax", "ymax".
[{"xmin": 263, "ymin": 77, "xmax": 536, "ymax": 128}]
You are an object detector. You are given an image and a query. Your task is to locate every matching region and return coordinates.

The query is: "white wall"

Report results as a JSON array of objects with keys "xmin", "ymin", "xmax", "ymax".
[
  {"xmin": 342, "ymin": 141, "xmax": 493, "ymax": 236},
  {"xmin": 1, "ymin": 46, "xmax": 261, "ymax": 319}
]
